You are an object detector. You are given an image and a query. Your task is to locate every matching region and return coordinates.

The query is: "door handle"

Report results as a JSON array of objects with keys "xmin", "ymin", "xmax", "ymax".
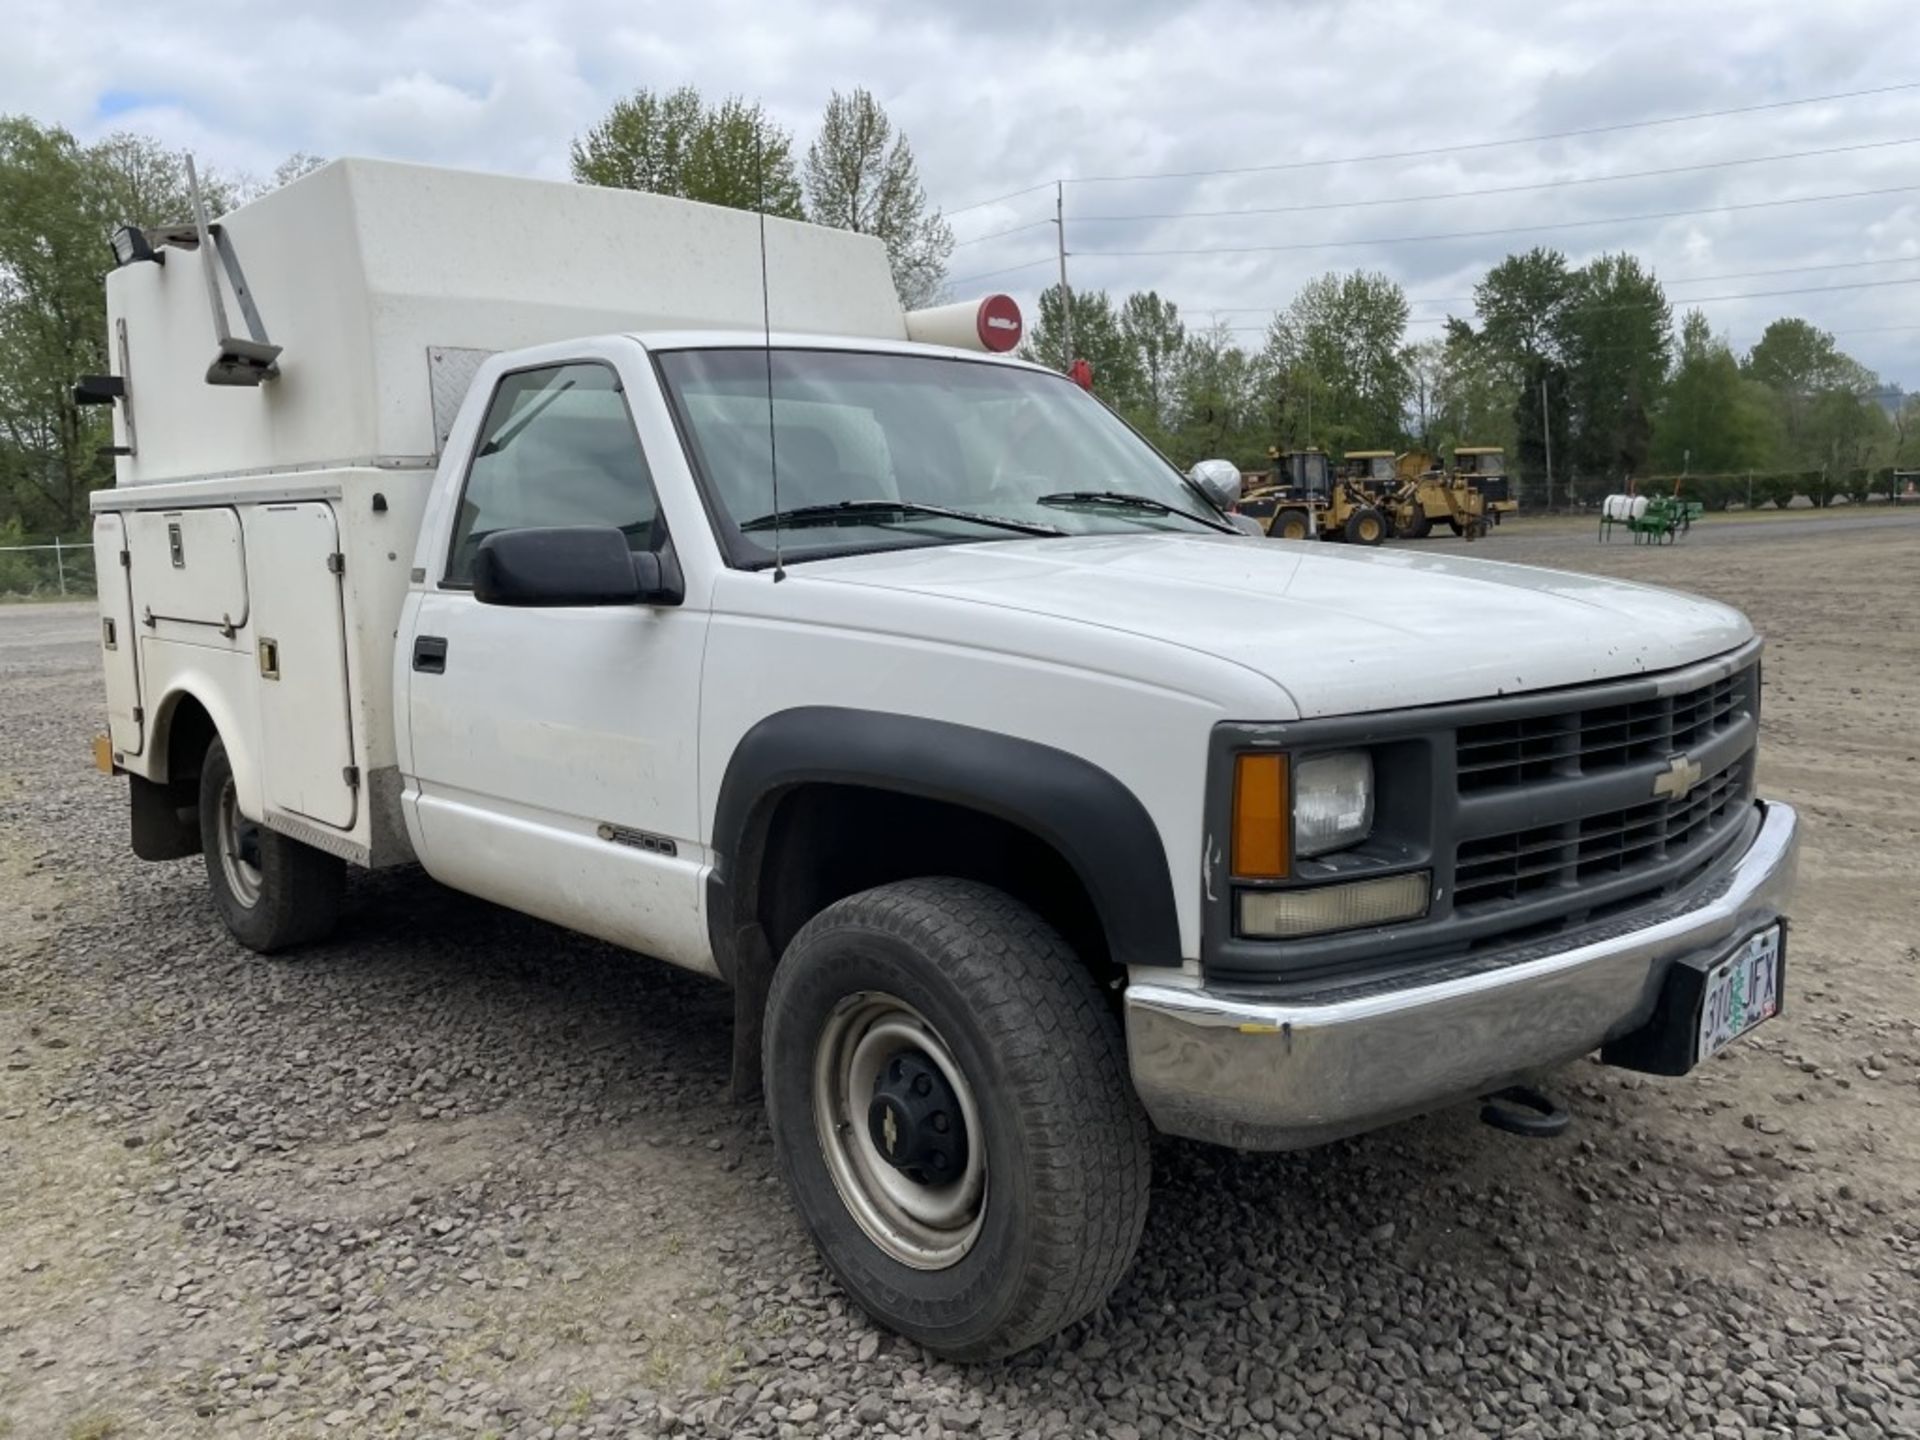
[{"xmin": 412, "ymin": 635, "xmax": 448, "ymax": 674}]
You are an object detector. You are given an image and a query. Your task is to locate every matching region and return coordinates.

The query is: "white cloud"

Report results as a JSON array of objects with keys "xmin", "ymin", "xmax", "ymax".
[{"xmin": 6, "ymin": 0, "xmax": 1916, "ymax": 382}]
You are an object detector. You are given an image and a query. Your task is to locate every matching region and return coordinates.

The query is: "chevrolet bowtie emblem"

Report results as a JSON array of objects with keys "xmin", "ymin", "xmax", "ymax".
[
  {"xmin": 882, "ymin": 1105, "xmax": 899, "ymax": 1156},
  {"xmin": 1652, "ymin": 754, "xmax": 1703, "ymax": 802}
]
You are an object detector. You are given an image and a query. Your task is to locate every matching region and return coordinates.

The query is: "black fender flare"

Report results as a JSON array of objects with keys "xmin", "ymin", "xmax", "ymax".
[{"xmin": 706, "ymin": 706, "xmax": 1184, "ymax": 985}]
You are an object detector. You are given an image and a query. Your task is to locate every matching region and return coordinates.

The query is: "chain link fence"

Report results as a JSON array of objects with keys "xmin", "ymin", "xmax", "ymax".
[{"xmin": 0, "ymin": 537, "xmax": 97, "ymax": 600}]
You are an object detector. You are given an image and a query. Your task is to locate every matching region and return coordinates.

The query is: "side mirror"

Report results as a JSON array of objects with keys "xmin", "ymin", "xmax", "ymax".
[
  {"xmin": 1188, "ymin": 458, "xmax": 1243, "ymax": 510},
  {"xmin": 473, "ymin": 526, "xmax": 673, "ymax": 607}
]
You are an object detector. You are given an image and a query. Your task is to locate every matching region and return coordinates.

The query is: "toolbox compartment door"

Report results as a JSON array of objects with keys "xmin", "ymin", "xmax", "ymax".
[
  {"xmin": 246, "ymin": 503, "xmax": 358, "ymax": 829},
  {"xmin": 125, "ymin": 507, "xmax": 249, "ymax": 633},
  {"xmin": 91, "ymin": 513, "xmax": 144, "ymax": 757}
]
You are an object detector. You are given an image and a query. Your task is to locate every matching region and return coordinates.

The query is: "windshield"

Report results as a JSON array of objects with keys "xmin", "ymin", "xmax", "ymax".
[{"xmin": 655, "ymin": 348, "xmax": 1230, "ymax": 565}]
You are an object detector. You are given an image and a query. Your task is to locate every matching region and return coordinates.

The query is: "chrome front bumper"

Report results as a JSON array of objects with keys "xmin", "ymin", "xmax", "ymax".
[{"xmin": 1125, "ymin": 801, "xmax": 1800, "ymax": 1151}]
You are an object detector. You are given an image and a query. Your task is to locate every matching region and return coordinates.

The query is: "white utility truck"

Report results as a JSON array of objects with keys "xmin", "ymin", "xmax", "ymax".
[{"xmin": 84, "ymin": 159, "xmax": 1798, "ymax": 1360}]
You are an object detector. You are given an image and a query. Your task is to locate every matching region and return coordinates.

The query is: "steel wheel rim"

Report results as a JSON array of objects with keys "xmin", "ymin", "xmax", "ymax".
[
  {"xmin": 216, "ymin": 777, "xmax": 263, "ymax": 909},
  {"xmin": 813, "ymin": 992, "xmax": 987, "ymax": 1270}
]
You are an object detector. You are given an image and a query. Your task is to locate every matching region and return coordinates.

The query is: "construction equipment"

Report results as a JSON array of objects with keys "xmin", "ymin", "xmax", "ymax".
[
  {"xmin": 1380, "ymin": 445, "xmax": 1512, "ymax": 541},
  {"xmin": 1455, "ymin": 447, "xmax": 1516, "ymax": 524},
  {"xmin": 1237, "ymin": 448, "xmax": 1388, "ymax": 545},
  {"xmin": 1600, "ymin": 492, "xmax": 1703, "ymax": 543}
]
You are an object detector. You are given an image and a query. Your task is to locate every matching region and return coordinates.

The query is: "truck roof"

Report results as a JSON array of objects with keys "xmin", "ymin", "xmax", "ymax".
[{"xmin": 104, "ymin": 158, "xmax": 910, "ymax": 486}]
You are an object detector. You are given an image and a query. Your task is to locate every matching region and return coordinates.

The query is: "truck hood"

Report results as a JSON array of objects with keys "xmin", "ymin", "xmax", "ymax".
[{"xmin": 801, "ymin": 533, "xmax": 1754, "ymax": 718}]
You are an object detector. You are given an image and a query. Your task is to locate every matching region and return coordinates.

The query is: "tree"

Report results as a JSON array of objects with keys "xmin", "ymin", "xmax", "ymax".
[
  {"xmin": 1651, "ymin": 311, "xmax": 1776, "ymax": 476},
  {"xmin": 1, "ymin": 120, "xmax": 225, "ymax": 532},
  {"xmin": 1258, "ymin": 270, "xmax": 1411, "ymax": 452},
  {"xmin": 1171, "ymin": 321, "xmax": 1261, "ymax": 466},
  {"xmin": 1892, "ymin": 394, "xmax": 1920, "ymax": 469},
  {"xmin": 1021, "ymin": 285, "xmax": 1140, "ymax": 405},
  {"xmin": 1802, "ymin": 389, "xmax": 1889, "ymax": 502},
  {"xmin": 1407, "ymin": 332, "xmax": 1517, "ymax": 462},
  {"xmin": 1743, "ymin": 317, "xmax": 1878, "ymax": 466},
  {"xmin": 1743, "ymin": 317, "xmax": 1869, "ymax": 395},
  {"xmin": 1472, "ymin": 247, "xmax": 1575, "ymax": 375},
  {"xmin": 804, "ymin": 89, "xmax": 952, "ymax": 307},
  {"xmin": 1559, "ymin": 253, "xmax": 1670, "ymax": 488},
  {"xmin": 570, "ymin": 87, "xmax": 801, "ymax": 216},
  {"xmin": 1119, "ymin": 291, "xmax": 1186, "ymax": 438}
]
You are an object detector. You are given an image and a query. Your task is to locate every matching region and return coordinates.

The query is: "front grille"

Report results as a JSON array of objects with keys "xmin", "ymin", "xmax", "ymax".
[
  {"xmin": 1457, "ymin": 668, "xmax": 1747, "ymax": 793},
  {"xmin": 1455, "ymin": 757, "xmax": 1749, "ymax": 912},
  {"xmin": 1202, "ymin": 646, "xmax": 1765, "ymax": 990}
]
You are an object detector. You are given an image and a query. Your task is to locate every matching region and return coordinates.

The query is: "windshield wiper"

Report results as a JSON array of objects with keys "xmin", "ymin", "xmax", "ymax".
[
  {"xmin": 739, "ymin": 499, "xmax": 1063, "ymax": 538},
  {"xmin": 1037, "ymin": 490, "xmax": 1233, "ymax": 532}
]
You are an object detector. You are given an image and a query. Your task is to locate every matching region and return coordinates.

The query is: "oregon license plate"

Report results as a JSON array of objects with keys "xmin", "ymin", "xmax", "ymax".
[{"xmin": 1697, "ymin": 925, "xmax": 1782, "ymax": 1061}]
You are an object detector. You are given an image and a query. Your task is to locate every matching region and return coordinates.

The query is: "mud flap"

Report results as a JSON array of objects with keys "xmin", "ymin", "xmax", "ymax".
[{"xmin": 130, "ymin": 772, "xmax": 201, "ymax": 860}]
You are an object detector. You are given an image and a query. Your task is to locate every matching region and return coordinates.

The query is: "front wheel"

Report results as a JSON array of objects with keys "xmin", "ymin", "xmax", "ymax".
[
  {"xmin": 1270, "ymin": 507, "xmax": 1312, "ymax": 541},
  {"xmin": 763, "ymin": 878, "xmax": 1150, "ymax": 1361},
  {"xmin": 199, "ymin": 737, "xmax": 344, "ymax": 953},
  {"xmin": 1344, "ymin": 505, "xmax": 1386, "ymax": 546}
]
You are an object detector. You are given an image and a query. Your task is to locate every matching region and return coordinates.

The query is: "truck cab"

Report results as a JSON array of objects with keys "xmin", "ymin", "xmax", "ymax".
[{"xmin": 85, "ymin": 159, "xmax": 1799, "ymax": 1362}]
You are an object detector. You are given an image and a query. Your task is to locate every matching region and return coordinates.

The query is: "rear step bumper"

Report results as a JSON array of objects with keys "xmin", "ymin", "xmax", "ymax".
[{"xmin": 1124, "ymin": 800, "xmax": 1799, "ymax": 1151}]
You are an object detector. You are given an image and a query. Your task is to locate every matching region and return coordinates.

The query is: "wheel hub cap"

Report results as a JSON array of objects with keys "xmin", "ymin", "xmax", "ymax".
[
  {"xmin": 813, "ymin": 994, "xmax": 988, "ymax": 1270},
  {"xmin": 866, "ymin": 1049, "xmax": 970, "ymax": 1184}
]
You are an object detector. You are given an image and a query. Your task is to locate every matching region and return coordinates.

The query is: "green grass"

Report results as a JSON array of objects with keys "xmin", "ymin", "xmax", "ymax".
[{"xmin": 67, "ymin": 1415, "xmax": 119, "ymax": 1440}]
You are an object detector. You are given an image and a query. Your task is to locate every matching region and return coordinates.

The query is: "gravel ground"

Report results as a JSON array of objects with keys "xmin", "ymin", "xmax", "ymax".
[{"xmin": 3, "ymin": 515, "xmax": 1919, "ymax": 1439}]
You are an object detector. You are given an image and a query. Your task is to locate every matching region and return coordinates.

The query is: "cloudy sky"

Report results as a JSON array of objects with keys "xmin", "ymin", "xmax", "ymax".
[{"xmin": 8, "ymin": 0, "xmax": 1917, "ymax": 386}]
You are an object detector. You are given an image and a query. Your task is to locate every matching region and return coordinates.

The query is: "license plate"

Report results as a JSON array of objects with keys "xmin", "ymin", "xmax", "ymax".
[{"xmin": 1696, "ymin": 925, "xmax": 1782, "ymax": 1061}]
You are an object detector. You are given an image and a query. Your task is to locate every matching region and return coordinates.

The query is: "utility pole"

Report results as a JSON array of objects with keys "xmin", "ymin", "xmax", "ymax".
[
  {"xmin": 1054, "ymin": 181, "xmax": 1073, "ymax": 371},
  {"xmin": 1540, "ymin": 375, "xmax": 1554, "ymax": 512}
]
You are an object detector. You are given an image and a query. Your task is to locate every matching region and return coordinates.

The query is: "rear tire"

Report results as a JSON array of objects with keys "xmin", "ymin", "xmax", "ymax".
[
  {"xmin": 1447, "ymin": 516, "xmax": 1467, "ymax": 536},
  {"xmin": 1270, "ymin": 507, "xmax": 1312, "ymax": 541},
  {"xmin": 1344, "ymin": 505, "xmax": 1386, "ymax": 546},
  {"xmin": 763, "ymin": 878, "xmax": 1151, "ymax": 1361},
  {"xmin": 199, "ymin": 736, "xmax": 344, "ymax": 953},
  {"xmin": 1402, "ymin": 508, "xmax": 1432, "ymax": 539}
]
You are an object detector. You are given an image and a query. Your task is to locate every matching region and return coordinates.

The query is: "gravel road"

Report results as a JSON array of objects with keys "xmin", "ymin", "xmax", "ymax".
[{"xmin": 3, "ymin": 515, "xmax": 1918, "ymax": 1439}]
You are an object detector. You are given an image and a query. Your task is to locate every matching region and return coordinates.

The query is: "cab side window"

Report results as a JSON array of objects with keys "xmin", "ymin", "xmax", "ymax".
[{"xmin": 446, "ymin": 363, "xmax": 663, "ymax": 586}]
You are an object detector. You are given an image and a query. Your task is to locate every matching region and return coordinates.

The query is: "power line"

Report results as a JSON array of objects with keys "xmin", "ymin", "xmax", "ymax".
[
  {"xmin": 952, "ymin": 218, "xmax": 1056, "ymax": 249},
  {"xmin": 1388, "ymin": 275, "xmax": 1920, "ymax": 324},
  {"xmin": 1390, "ymin": 274, "xmax": 1920, "ymax": 326},
  {"xmin": 1199, "ymin": 256, "xmax": 1920, "ymax": 315},
  {"xmin": 951, "ymin": 255, "xmax": 1061, "ymax": 287},
  {"xmin": 940, "ymin": 78, "xmax": 1920, "ymax": 216},
  {"xmin": 943, "ymin": 180, "xmax": 1058, "ymax": 220},
  {"xmin": 940, "ymin": 79, "xmax": 1920, "ymax": 217},
  {"xmin": 1076, "ymin": 184, "xmax": 1920, "ymax": 260},
  {"xmin": 1232, "ymin": 285, "xmax": 1920, "ymax": 336},
  {"xmin": 1070, "ymin": 81, "xmax": 1920, "ymax": 186},
  {"xmin": 1063, "ymin": 136, "xmax": 1920, "ymax": 225}
]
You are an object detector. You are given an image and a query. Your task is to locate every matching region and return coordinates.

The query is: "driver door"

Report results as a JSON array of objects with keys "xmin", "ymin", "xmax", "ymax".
[{"xmin": 402, "ymin": 360, "xmax": 712, "ymax": 973}]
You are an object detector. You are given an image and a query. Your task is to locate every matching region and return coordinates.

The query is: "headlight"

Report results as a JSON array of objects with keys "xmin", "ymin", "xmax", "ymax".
[{"xmin": 1292, "ymin": 750, "xmax": 1373, "ymax": 858}]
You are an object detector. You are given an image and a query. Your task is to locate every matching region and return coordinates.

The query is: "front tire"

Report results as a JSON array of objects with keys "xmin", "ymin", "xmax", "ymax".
[
  {"xmin": 1270, "ymin": 507, "xmax": 1312, "ymax": 541},
  {"xmin": 763, "ymin": 878, "xmax": 1151, "ymax": 1361},
  {"xmin": 199, "ymin": 736, "xmax": 344, "ymax": 953},
  {"xmin": 1344, "ymin": 505, "xmax": 1386, "ymax": 546}
]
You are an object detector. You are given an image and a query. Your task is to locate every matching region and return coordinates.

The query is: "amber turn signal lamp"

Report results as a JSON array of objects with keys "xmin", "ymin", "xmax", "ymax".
[{"xmin": 1232, "ymin": 752, "xmax": 1289, "ymax": 878}]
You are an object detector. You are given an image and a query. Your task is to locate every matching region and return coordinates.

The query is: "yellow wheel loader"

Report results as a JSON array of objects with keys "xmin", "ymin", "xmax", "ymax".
[{"xmin": 1237, "ymin": 448, "xmax": 1388, "ymax": 546}]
